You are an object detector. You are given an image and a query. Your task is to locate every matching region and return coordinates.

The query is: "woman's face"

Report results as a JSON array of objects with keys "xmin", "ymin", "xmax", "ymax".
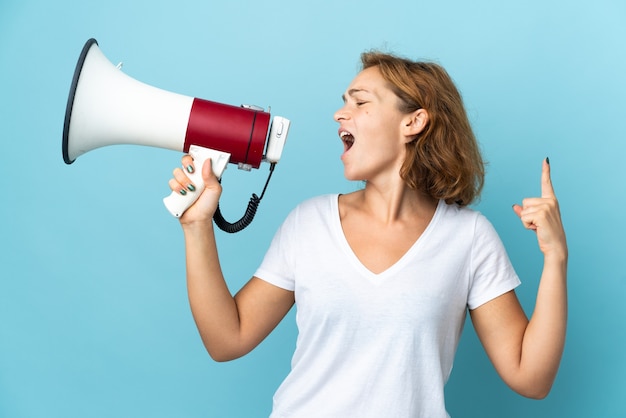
[{"xmin": 334, "ymin": 66, "xmax": 410, "ymax": 183}]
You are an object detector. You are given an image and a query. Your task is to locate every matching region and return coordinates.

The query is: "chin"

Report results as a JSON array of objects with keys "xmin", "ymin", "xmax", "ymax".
[{"xmin": 343, "ymin": 169, "xmax": 366, "ymax": 182}]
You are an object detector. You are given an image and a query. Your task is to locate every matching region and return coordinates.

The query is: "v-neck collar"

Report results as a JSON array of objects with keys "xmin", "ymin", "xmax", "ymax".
[{"xmin": 330, "ymin": 195, "xmax": 445, "ymax": 282}]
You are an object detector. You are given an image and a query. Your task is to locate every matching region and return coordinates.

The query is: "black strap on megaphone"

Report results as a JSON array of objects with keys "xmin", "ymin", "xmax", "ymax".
[{"xmin": 213, "ymin": 163, "xmax": 276, "ymax": 233}]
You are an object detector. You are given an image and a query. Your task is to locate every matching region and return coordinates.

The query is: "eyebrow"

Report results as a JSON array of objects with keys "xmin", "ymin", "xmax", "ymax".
[{"xmin": 341, "ymin": 88, "xmax": 369, "ymax": 103}]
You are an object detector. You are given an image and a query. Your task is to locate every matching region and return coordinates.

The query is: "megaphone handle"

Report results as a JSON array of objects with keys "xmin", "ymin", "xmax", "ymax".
[{"xmin": 163, "ymin": 146, "xmax": 231, "ymax": 218}]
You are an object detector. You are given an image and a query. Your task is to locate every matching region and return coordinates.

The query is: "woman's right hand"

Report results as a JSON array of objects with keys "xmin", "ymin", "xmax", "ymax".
[{"xmin": 168, "ymin": 154, "xmax": 222, "ymax": 225}]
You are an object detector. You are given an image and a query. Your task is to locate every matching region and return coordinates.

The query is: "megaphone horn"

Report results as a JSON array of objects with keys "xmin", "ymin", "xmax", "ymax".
[{"xmin": 62, "ymin": 38, "xmax": 290, "ymax": 231}]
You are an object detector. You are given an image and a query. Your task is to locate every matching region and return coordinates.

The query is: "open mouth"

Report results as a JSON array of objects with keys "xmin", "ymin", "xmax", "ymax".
[{"xmin": 340, "ymin": 130, "xmax": 355, "ymax": 151}]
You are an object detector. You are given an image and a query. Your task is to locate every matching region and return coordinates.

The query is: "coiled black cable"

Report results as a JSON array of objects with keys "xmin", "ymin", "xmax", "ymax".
[
  {"xmin": 213, "ymin": 193, "xmax": 261, "ymax": 233},
  {"xmin": 213, "ymin": 163, "xmax": 276, "ymax": 233}
]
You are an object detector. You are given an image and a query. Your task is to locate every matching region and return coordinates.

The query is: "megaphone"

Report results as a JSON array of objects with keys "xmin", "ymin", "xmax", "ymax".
[{"xmin": 63, "ymin": 38, "xmax": 290, "ymax": 232}]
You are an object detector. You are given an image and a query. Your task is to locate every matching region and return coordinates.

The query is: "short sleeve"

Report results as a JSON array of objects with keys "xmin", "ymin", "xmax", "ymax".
[
  {"xmin": 467, "ymin": 214, "xmax": 521, "ymax": 310},
  {"xmin": 253, "ymin": 206, "xmax": 299, "ymax": 291}
]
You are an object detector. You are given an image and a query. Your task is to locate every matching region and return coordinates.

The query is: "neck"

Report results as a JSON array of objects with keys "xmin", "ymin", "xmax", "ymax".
[{"xmin": 357, "ymin": 179, "xmax": 438, "ymax": 225}]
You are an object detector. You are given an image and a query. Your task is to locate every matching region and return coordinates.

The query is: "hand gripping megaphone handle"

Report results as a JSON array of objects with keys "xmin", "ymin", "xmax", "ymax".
[{"xmin": 162, "ymin": 145, "xmax": 231, "ymax": 218}]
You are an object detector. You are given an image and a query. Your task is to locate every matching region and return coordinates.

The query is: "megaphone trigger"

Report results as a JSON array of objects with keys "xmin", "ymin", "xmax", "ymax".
[{"xmin": 162, "ymin": 146, "xmax": 230, "ymax": 218}]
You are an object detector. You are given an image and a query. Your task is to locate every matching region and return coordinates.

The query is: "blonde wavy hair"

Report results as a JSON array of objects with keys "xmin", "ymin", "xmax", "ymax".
[{"xmin": 361, "ymin": 51, "xmax": 484, "ymax": 206}]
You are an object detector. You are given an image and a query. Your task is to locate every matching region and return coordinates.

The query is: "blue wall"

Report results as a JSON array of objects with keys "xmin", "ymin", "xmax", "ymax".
[{"xmin": 1, "ymin": 1, "xmax": 624, "ymax": 417}]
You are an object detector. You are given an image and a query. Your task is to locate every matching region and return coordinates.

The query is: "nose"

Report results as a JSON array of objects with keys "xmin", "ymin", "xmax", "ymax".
[{"xmin": 334, "ymin": 105, "xmax": 349, "ymax": 122}]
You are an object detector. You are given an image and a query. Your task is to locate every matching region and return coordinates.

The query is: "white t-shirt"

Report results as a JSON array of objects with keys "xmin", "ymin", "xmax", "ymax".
[{"xmin": 255, "ymin": 195, "xmax": 520, "ymax": 418}]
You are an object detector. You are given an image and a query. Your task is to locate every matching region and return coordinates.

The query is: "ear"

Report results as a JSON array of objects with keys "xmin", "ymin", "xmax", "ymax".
[{"xmin": 402, "ymin": 108, "xmax": 429, "ymax": 140}]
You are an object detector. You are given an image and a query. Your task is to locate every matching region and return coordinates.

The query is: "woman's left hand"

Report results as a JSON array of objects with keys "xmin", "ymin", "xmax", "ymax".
[{"xmin": 512, "ymin": 158, "xmax": 568, "ymax": 260}]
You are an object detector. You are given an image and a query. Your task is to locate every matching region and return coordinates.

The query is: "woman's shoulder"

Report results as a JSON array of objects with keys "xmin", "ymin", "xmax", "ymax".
[
  {"xmin": 275, "ymin": 194, "xmax": 339, "ymax": 235},
  {"xmin": 284, "ymin": 194, "xmax": 339, "ymax": 219},
  {"xmin": 439, "ymin": 200, "xmax": 479, "ymax": 219},
  {"xmin": 293, "ymin": 193, "xmax": 338, "ymax": 209},
  {"xmin": 437, "ymin": 200, "xmax": 495, "ymax": 233},
  {"xmin": 438, "ymin": 202, "xmax": 504, "ymax": 242}
]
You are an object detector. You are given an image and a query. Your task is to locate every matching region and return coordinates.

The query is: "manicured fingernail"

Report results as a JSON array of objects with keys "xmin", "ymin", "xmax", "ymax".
[
  {"xmin": 179, "ymin": 189, "xmax": 187, "ymax": 196},
  {"xmin": 186, "ymin": 165, "xmax": 194, "ymax": 173},
  {"xmin": 546, "ymin": 157, "xmax": 550, "ymax": 165},
  {"xmin": 187, "ymin": 184, "xmax": 196, "ymax": 192}
]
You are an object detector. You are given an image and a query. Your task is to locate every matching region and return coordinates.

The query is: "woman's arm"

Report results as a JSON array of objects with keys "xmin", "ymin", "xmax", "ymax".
[
  {"xmin": 470, "ymin": 158, "xmax": 567, "ymax": 399},
  {"xmin": 171, "ymin": 155, "xmax": 295, "ymax": 362}
]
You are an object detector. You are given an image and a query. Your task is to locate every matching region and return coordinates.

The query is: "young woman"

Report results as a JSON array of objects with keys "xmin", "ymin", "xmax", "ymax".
[{"xmin": 168, "ymin": 52, "xmax": 568, "ymax": 417}]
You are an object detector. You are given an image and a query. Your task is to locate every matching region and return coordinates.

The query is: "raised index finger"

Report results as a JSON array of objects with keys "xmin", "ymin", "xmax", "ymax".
[{"xmin": 542, "ymin": 157, "xmax": 555, "ymax": 198}]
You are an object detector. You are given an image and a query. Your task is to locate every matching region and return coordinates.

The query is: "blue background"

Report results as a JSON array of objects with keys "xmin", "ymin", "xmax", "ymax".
[{"xmin": 1, "ymin": 0, "xmax": 625, "ymax": 417}]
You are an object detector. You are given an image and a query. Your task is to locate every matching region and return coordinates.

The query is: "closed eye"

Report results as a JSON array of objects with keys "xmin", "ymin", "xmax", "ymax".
[{"xmin": 342, "ymin": 88, "xmax": 371, "ymax": 106}]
